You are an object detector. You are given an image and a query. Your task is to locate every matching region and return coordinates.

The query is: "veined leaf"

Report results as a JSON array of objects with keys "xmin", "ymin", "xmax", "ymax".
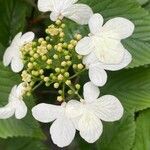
[
  {"xmin": 132, "ymin": 109, "xmax": 150, "ymax": 150},
  {"xmin": 101, "ymin": 66, "xmax": 150, "ymax": 112},
  {"xmin": 67, "ymin": 0, "xmax": 150, "ymax": 68},
  {"xmin": 96, "ymin": 112, "xmax": 135, "ymax": 150},
  {"xmin": 0, "ymin": 0, "xmax": 31, "ymax": 47},
  {"xmin": 0, "ymin": 137, "xmax": 48, "ymax": 150},
  {"xmin": 0, "ymin": 62, "xmax": 44, "ymax": 139}
]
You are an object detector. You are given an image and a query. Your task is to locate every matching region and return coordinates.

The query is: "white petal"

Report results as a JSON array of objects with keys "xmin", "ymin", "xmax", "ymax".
[
  {"xmin": 61, "ymin": 0, "xmax": 78, "ymax": 10},
  {"xmin": 89, "ymin": 65, "xmax": 107, "ymax": 87},
  {"xmin": 78, "ymin": 111, "xmax": 103, "ymax": 143},
  {"xmin": 93, "ymin": 95, "xmax": 124, "ymax": 122},
  {"xmin": 50, "ymin": 11, "xmax": 60, "ymax": 21},
  {"xmin": 75, "ymin": 37, "xmax": 93, "ymax": 55},
  {"xmin": 8, "ymin": 85, "xmax": 18, "ymax": 102},
  {"xmin": 89, "ymin": 13, "xmax": 103, "ymax": 35},
  {"xmin": 3, "ymin": 46, "xmax": 14, "ymax": 67},
  {"xmin": 93, "ymin": 37, "xmax": 125, "ymax": 64},
  {"xmin": 83, "ymin": 82, "xmax": 100, "ymax": 102},
  {"xmin": 103, "ymin": 17, "xmax": 135, "ymax": 39},
  {"xmin": 15, "ymin": 100, "xmax": 27, "ymax": 119},
  {"xmin": 38, "ymin": 0, "xmax": 54, "ymax": 12},
  {"xmin": 83, "ymin": 52, "xmax": 99, "ymax": 68},
  {"xmin": 16, "ymin": 83, "xmax": 25, "ymax": 97},
  {"xmin": 20, "ymin": 32, "xmax": 35, "ymax": 46},
  {"xmin": 66, "ymin": 100, "xmax": 83, "ymax": 118},
  {"xmin": 63, "ymin": 4, "xmax": 93, "ymax": 25},
  {"xmin": 0, "ymin": 103, "xmax": 15, "ymax": 119},
  {"xmin": 50, "ymin": 117, "xmax": 76, "ymax": 147},
  {"xmin": 32, "ymin": 103, "xmax": 63, "ymax": 123},
  {"xmin": 11, "ymin": 32, "xmax": 22, "ymax": 46},
  {"xmin": 11, "ymin": 56, "xmax": 24, "ymax": 73},
  {"xmin": 102, "ymin": 50, "xmax": 132, "ymax": 71}
]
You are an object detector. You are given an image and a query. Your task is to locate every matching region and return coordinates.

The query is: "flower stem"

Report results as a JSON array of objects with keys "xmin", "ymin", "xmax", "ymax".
[{"xmin": 69, "ymin": 68, "xmax": 86, "ymax": 79}]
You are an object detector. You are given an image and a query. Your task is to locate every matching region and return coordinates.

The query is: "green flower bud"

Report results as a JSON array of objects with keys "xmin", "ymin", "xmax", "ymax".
[{"xmin": 54, "ymin": 83, "xmax": 59, "ymax": 89}]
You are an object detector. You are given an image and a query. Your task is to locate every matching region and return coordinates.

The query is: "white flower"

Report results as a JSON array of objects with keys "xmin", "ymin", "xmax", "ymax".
[
  {"xmin": 3, "ymin": 32, "xmax": 35, "ymax": 73},
  {"xmin": 83, "ymin": 51, "xmax": 132, "ymax": 86},
  {"xmin": 76, "ymin": 13, "xmax": 134, "ymax": 64},
  {"xmin": 0, "ymin": 83, "xmax": 27, "ymax": 119},
  {"xmin": 32, "ymin": 102, "xmax": 82, "ymax": 147},
  {"xmin": 38, "ymin": 0, "xmax": 93, "ymax": 24},
  {"xmin": 67, "ymin": 82, "xmax": 123, "ymax": 143}
]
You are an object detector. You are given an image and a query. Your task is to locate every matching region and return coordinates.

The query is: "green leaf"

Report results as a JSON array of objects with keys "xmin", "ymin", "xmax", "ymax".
[
  {"xmin": 96, "ymin": 112, "xmax": 135, "ymax": 150},
  {"xmin": 136, "ymin": 0, "xmax": 149, "ymax": 5},
  {"xmin": 132, "ymin": 109, "xmax": 150, "ymax": 150},
  {"xmin": 0, "ymin": 43, "xmax": 4, "ymax": 60},
  {"xmin": 67, "ymin": 0, "xmax": 150, "ymax": 68},
  {"xmin": 0, "ymin": 62, "xmax": 44, "ymax": 139},
  {"xmin": 0, "ymin": 137, "xmax": 48, "ymax": 150},
  {"xmin": 0, "ymin": 0, "xmax": 31, "ymax": 47},
  {"xmin": 101, "ymin": 66, "xmax": 150, "ymax": 112}
]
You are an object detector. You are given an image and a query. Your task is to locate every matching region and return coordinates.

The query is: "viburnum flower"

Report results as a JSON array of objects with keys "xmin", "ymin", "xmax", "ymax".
[
  {"xmin": 32, "ymin": 102, "xmax": 82, "ymax": 147},
  {"xmin": 83, "ymin": 51, "xmax": 132, "ymax": 86},
  {"xmin": 68, "ymin": 82, "xmax": 124, "ymax": 143},
  {"xmin": 76, "ymin": 13, "xmax": 134, "ymax": 64},
  {"xmin": 38, "ymin": 0, "xmax": 93, "ymax": 24},
  {"xmin": 3, "ymin": 32, "xmax": 35, "ymax": 73},
  {"xmin": 0, "ymin": 83, "xmax": 27, "ymax": 119}
]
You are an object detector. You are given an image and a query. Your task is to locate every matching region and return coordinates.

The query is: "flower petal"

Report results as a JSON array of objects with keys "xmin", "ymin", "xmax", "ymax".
[
  {"xmin": 20, "ymin": 32, "xmax": 35, "ymax": 46},
  {"xmin": 93, "ymin": 37, "xmax": 125, "ymax": 64},
  {"xmin": 0, "ymin": 103, "xmax": 15, "ymax": 119},
  {"xmin": 93, "ymin": 95, "xmax": 124, "ymax": 122},
  {"xmin": 63, "ymin": 4, "xmax": 93, "ymax": 25},
  {"xmin": 89, "ymin": 13, "xmax": 103, "ymax": 35},
  {"xmin": 3, "ymin": 46, "xmax": 14, "ymax": 67},
  {"xmin": 103, "ymin": 17, "xmax": 135, "ymax": 39},
  {"xmin": 32, "ymin": 103, "xmax": 63, "ymax": 123},
  {"xmin": 38, "ymin": 0, "xmax": 54, "ymax": 12},
  {"xmin": 89, "ymin": 65, "xmax": 107, "ymax": 87},
  {"xmin": 102, "ymin": 50, "xmax": 132, "ymax": 71},
  {"xmin": 75, "ymin": 37, "xmax": 93, "ymax": 55},
  {"xmin": 50, "ymin": 117, "xmax": 76, "ymax": 147},
  {"xmin": 15, "ymin": 100, "xmax": 27, "ymax": 119},
  {"xmin": 83, "ymin": 52, "xmax": 99, "ymax": 68},
  {"xmin": 83, "ymin": 82, "xmax": 100, "ymax": 102},
  {"xmin": 11, "ymin": 56, "xmax": 24, "ymax": 73},
  {"xmin": 11, "ymin": 32, "xmax": 22, "ymax": 46},
  {"xmin": 78, "ymin": 111, "xmax": 103, "ymax": 143},
  {"xmin": 50, "ymin": 11, "xmax": 60, "ymax": 21},
  {"xmin": 66, "ymin": 100, "xmax": 83, "ymax": 118}
]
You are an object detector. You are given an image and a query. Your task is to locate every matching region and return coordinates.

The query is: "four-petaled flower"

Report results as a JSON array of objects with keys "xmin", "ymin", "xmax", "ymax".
[
  {"xmin": 68, "ymin": 82, "xmax": 124, "ymax": 143},
  {"xmin": 76, "ymin": 13, "xmax": 134, "ymax": 64},
  {"xmin": 32, "ymin": 102, "xmax": 82, "ymax": 147},
  {"xmin": 0, "ymin": 83, "xmax": 27, "ymax": 119},
  {"xmin": 38, "ymin": 0, "xmax": 93, "ymax": 24},
  {"xmin": 3, "ymin": 32, "xmax": 35, "ymax": 73}
]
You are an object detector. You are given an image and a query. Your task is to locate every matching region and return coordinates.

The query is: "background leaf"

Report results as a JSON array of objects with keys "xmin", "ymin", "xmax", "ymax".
[
  {"xmin": 0, "ymin": 137, "xmax": 48, "ymax": 150},
  {"xmin": 0, "ymin": 62, "xmax": 44, "ymax": 139},
  {"xmin": 132, "ymin": 109, "xmax": 150, "ymax": 150},
  {"xmin": 101, "ymin": 66, "xmax": 150, "ymax": 113},
  {"xmin": 0, "ymin": 0, "xmax": 32, "ymax": 55}
]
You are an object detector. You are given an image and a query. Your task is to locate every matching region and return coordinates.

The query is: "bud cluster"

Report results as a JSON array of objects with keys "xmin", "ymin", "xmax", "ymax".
[{"xmin": 20, "ymin": 20, "xmax": 85, "ymax": 100}]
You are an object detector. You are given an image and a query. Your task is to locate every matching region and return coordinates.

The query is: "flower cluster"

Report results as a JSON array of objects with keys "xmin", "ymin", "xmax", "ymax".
[{"xmin": 0, "ymin": 0, "xmax": 134, "ymax": 148}]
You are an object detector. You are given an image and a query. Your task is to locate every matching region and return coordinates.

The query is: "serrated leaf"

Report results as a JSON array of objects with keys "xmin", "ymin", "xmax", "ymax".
[
  {"xmin": 96, "ymin": 112, "xmax": 135, "ymax": 150},
  {"xmin": 0, "ymin": 137, "xmax": 48, "ymax": 150},
  {"xmin": 0, "ymin": 62, "xmax": 44, "ymax": 139},
  {"xmin": 67, "ymin": 0, "xmax": 150, "ymax": 68},
  {"xmin": 132, "ymin": 109, "xmax": 150, "ymax": 150},
  {"xmin": 101, "ymin": 66, "xmax": 150, "ymax": 113}
]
